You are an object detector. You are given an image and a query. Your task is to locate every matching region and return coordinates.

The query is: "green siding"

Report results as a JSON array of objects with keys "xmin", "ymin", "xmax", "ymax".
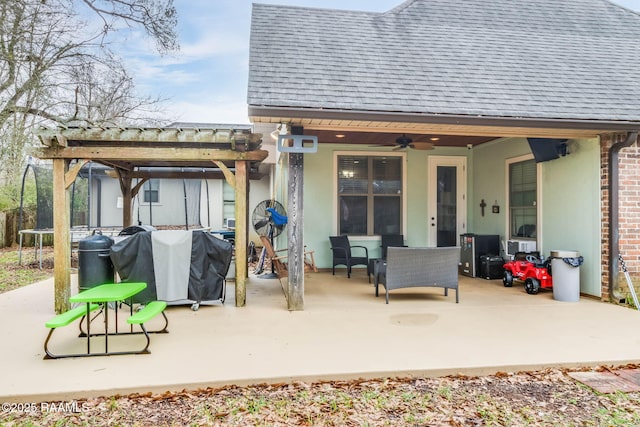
[
  {"xmin": 290, "ymin": 137, "xmax": 600, "ymax": 296},
  {"xmin": 301, "ymin": 144, "xmax": 468, "ymax": 269},
  {"xmin": 471, "ymin": 138, "xmax": 601, "ymax": 297},
  {"xmin": 541, "ymin": 139, "xmax": 601, "ymax": 296}
]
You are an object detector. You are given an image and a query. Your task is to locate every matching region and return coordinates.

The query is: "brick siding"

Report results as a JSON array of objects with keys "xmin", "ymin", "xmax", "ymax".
[{"xmin": 601, "ymin": 133, "xmax": 640, "ymax": 302}]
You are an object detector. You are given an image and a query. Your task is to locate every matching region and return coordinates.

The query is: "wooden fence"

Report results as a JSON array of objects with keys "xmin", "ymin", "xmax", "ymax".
[{"xmin": 0, "ymin": 208, "xmax": 37, "ymax": 248}]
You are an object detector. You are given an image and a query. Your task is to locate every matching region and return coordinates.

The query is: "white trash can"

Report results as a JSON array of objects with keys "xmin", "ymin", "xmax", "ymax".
[{"xmin": 550, "ymin": 250, "xmax": 583, "ymax": 302}]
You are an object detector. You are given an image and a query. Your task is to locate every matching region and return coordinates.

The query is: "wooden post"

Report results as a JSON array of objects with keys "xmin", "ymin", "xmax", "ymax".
[
  {"xmin": 287, "ymin": 152, "xmax": 304, "ymax": 310},
  {"xmin": 53, "ymin": 159, "xmax": 71, "ymax": 314},
  {"xmin": 234, "ymin": 161, "xmax": 249, "ymax": 307},
  {"xmin": 118, "ymin": 174, "xmax": 134, "ymax": 227}
]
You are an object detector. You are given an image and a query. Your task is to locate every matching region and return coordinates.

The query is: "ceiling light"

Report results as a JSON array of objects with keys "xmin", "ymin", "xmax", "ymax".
[
  {"xmin": 430, "ymin": 137, "xmax": 440, "ymax": 141},
  {"xmin": 335, "ymin": 134, "xmax": 346, "ymax": 138}
]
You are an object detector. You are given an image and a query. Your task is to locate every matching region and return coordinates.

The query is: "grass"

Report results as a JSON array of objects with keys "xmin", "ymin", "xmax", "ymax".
[{"xmin": 0, "ymin": 247, "xmax": 54, "ymax": 293}]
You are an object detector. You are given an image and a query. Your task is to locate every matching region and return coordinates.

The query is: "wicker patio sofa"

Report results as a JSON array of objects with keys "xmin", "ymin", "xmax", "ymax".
[{"xmin": 374, "ymin": 246, "xmax": 460, "ymax": 304}]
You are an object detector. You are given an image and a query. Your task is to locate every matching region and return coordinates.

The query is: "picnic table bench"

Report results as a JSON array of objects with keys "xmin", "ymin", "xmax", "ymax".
[{"xmin": 44, "ymin": 282, "xmax": 168, "ymax": 359}]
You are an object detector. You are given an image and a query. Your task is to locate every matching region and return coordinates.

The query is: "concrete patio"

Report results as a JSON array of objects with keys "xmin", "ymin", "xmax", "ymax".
[{"xmin": 3, "ymin": 269, "xmax": 640, "ymax": 403}]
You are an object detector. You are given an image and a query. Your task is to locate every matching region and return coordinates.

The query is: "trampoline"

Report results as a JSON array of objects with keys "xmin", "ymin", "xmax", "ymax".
[
  {"xmin": 18, "ymin": 162, "xmax": 214, "ymax": 268},
  {"xmin": 18, "ymin": 161, "xmax": 89, "ymax": 268}
]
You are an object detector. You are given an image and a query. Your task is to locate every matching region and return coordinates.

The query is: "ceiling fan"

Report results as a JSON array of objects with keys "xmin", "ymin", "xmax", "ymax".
[{"xmin": 382, "ymin": 134, "xmax": 434, "ymax": 151}]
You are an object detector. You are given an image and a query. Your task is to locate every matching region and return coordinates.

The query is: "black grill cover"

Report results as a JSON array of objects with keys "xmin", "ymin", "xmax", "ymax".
[{"xmin": 109, "ymin": 230, "xmax": 232, "ymax": 305}]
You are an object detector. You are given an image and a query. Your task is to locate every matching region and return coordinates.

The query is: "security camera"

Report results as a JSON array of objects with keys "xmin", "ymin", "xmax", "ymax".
[{"xmin": 467, "ymin": 144, "xmax": 473, "ymax": 150}]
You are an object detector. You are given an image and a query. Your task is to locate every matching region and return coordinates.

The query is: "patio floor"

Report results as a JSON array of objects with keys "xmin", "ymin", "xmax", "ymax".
[{"xmin": 3, "ymin": 269, "xmax": 640, "ymax": 403}]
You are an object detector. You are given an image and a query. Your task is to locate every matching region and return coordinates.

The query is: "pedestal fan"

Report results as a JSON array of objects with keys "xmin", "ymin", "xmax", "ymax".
[{"xmin": 252, "ymin": 200, "xmax": 287, "ymax": 277}]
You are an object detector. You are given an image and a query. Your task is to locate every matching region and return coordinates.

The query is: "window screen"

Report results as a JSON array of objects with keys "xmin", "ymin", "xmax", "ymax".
[
  {"xmin": 143, "ymin": 179, "xmax": 160, "ymax": 203},
  {"xmin": 337, "ymin": 155, "xmax": 402, "ymax": 235},
  {"xmin": 509, "ymin": 160, "xmax": 537, "ymax": 239}
]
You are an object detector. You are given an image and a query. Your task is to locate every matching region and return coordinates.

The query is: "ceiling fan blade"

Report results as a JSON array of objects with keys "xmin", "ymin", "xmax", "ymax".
[
  {"xmin": 410, "ymin": 142, "xmax": 434, "ymax": 150},
  {"xmin": 392, "ymin": 145, "xmax": 405, "ymax": 151},
  {"xmin": 395, "ymin": 134, "xmax": 413, "ymax": 146}
]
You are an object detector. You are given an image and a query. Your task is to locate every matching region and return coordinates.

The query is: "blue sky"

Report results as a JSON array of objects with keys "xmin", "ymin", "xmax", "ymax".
[{"xmin": 123, "ymin": 0, "xmax": 640, "ymax": 126}]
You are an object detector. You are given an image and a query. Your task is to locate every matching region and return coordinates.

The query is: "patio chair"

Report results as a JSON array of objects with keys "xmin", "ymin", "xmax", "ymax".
[
  {"xmin": 329, "ymin": 235, "xmax": 369, "ymax": 280},
  {"xmin": 259, "ymin": 236, "xmax": 317, "ymax": 280},
  {"xmin": 367, "ymin": 234, "xmax": 407, "ymax": 283},
  {"xmin": 381, "ymin": 234, "xmax": 406, "ymax": 258}
]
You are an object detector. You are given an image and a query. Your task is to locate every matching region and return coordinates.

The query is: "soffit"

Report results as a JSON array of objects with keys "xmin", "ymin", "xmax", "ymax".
[{"xmin": 250, "ymin": 112, "xmax": 620, "ymax": 144}]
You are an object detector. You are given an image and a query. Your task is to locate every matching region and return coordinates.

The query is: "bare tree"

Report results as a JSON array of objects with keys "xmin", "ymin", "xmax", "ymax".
[
  {"xmin": 0, "ymin": 0, "xmax": 177, "ymax": 126},
  {"xmin": 79, "ymin": 0, "xmax": 178, "ymax": 53},
  {"xmin": 0, "ymin": 0, "xmax": 178, "ymax": 206},
  {"xmin": 63, "ymin": 54, "xmax": 168, "ymax": 127}
]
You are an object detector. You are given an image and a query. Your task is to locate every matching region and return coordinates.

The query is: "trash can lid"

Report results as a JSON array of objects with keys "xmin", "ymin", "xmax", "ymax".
[{"xmin": 550, "ymin": 250, "xmax": 580, "ymax": 258}]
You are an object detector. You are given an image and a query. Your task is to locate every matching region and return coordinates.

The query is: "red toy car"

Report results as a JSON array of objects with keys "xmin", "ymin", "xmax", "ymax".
[{"xmin": 503, "ymin": 254, "xmax": 552, "ymax": 294}]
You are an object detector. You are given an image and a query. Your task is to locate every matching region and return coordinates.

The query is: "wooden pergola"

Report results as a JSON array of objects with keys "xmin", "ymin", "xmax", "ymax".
[{"xmin": 34, "ymin": 126, "xmax": 268, "ymax": 314}]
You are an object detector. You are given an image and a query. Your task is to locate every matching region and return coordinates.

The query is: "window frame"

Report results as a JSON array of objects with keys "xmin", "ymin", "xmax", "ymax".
[
  {"xmin": 505, "ymin": 154, "xmax": 542, "ymax": 242},
  {"xmin": 142, "ymin": 178, "xmax": 160, "ymax": 204},
  {"xmin": 333, "ymin": 151, "xmax": 407, "ymax": 239}
]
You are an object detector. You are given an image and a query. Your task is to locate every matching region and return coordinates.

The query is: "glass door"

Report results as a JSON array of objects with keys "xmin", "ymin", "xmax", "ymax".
[{"xmin": 428, "ymin": 157, "xmax": 467, "ymax": 247}]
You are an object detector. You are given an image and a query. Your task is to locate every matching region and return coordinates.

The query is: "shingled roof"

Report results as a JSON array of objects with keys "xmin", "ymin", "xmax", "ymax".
[{"xmin": 248, "ymin": 0, "xmax": 640, "ymax": 125}]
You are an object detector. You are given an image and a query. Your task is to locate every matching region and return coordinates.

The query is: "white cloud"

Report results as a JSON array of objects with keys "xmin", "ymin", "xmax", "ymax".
[
  {"xmin": 165, "ymin": 99, "xmax": 251, "ymax": 125},
  {"xmin": 179, "ymin": 33, "xmax": 248, "ymax": 59}
]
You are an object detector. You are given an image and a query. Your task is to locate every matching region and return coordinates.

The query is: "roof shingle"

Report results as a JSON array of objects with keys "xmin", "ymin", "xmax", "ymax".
[{"xmin": 248, "ymin": 0, "xmax": 640, "ymax": 122}]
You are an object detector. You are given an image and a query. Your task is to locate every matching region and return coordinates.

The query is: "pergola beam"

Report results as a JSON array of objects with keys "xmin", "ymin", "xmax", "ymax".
[
  {"xmin": 65, "ymin": 160, "xmax": 89, "ymax": 188},
  {"xmin": 34, "ymin": 147, "xmax": 269, "ymax": 162},
  {"xmin": 36, "ymin": 127, "xmax": 262, "ymax": 146},
  {"xmin": 104, "ymin": 170, "xmax": 264, "ymax": 180}
]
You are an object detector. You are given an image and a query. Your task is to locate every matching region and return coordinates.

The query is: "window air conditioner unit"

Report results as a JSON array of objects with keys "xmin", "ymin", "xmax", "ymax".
[
  {"xmin": 506, "ymin": 240, "xmax": 537, "ymax": 258},
  {"xmin": 224, "ymin": 218, "xmax": 235, "ymax": 229}
]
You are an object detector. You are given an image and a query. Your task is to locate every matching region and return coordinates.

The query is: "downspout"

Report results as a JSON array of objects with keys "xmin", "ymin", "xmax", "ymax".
[{"xmin": 608, "ymin": 131, "xmax": 638, "ymax": 301}]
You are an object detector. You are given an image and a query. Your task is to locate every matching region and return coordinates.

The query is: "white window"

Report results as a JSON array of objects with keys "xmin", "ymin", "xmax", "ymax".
[
  {"xmin": 508, "ymin": 158, "xmax": 537, "ymax": 239},
  {"xmin": 222, "ymin": 181, "xmax": 235, "ymax": 223},
  {"xmin": 336, "ymin": 153, "xmax": 404, "ymax": 236}
]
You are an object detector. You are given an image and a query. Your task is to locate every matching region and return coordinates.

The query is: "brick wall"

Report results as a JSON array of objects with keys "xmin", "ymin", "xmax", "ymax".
[{"xmin": 601, "ymin": 133, "xmax": 640, "ymax": 302}]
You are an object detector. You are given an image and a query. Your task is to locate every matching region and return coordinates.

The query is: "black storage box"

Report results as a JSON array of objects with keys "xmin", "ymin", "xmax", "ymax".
[
  {"xmin": 479, "ymin": 255, "xmax": 505, "ymax": 280},
  {"xmin": 459, "ymin": 234, "xmax": 500, "ymax": 278}
]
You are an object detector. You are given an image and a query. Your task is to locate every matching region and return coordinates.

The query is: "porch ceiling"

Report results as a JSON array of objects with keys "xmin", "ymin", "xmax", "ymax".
[{"xmin": 249, "ymin": 107, "xmax": 640, "ymax": 146}]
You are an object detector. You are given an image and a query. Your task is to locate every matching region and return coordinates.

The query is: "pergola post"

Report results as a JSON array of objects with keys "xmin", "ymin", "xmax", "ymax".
[
  {"xmin": 34, "ymin": 126, "xmax": 268, "ymax": 310},
  {"xmin": 234, "ymin": 161, "xmax": 249, "ymax": 307},
  {"xmin": 115, "ymin": 171, "xmax": 148, "ymax": 228},
  {"xmin": 116, "ymin": 172, "xmax": 134, "ymax": 227},
  {"xmin": 287, "ymin": 152, "xmax": 304, "ymax": 310},
  {"xmin": 53, "ymin": 159, "xmax": 71, "ymax": 314}
]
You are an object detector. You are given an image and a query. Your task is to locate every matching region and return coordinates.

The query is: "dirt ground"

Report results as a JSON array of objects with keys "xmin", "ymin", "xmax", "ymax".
[{"xmin": 1, "ymin": 367, "xmax": 640, "ymax": 426}]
